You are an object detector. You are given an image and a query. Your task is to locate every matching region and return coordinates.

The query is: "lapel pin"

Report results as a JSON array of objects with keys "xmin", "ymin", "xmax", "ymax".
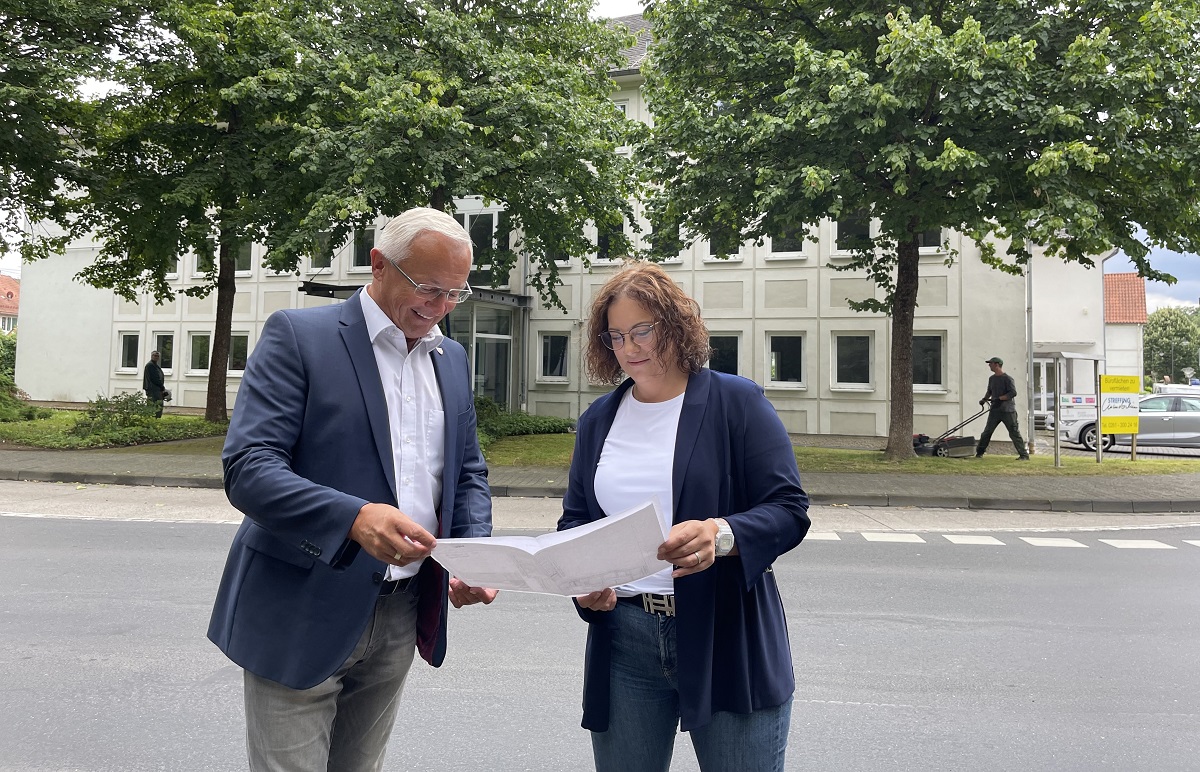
[{"xmin": 435, "ymin": 347, "xmax": 444, "ymax": 355}]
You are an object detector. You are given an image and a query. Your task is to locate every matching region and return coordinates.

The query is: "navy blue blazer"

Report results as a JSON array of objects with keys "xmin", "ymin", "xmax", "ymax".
[
  {"xmin": 558, "ymin": 369, "xmax": 810, "ymax": 731},
  {"xmin": 208, "ymin": 289, "xmax": 491, "ymax": 689}
]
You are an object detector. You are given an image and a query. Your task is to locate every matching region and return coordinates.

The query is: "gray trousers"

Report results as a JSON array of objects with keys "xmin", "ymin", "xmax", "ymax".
[
  {"xmin": 244, "ymin": 589, "xmax": 419, "ymax": 772},
  {"xmin": 976, "ymin": 409, "xmax": 1027, "ymax": 457}
]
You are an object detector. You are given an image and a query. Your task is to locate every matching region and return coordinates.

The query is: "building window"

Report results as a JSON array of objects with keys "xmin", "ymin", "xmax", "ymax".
[
  {"xmin": 768, "ymin": 335, "xmax": 804, "ymax": 385},
  {"xmin": 166, "ymin": 257, "xmax": 180, "ymax": 278},
  {"xmin": 119, "ymin": 333, "xmax": 139, "ymax": 370},
  {"xmin": 190, "ymin": 333, "xmax": 211, "ymax": 373},
  {"xmin": 613, "ymin": 100, "xmax": 629, "ymax": 117},
  {"xmin": 540, "ymin": 334, "xmax": 569, "ymax": 380},
  {"xmin": 0, "ymin": 316, "xmax": 15, "ymax": 332},
  {"xmin": 235, "ymin": 242, "xmax": 253, "ymax": 273},
  {"xmin": 706, "ymin": 226, "xmax": 742, "ymax": 260},
  {"xmin": 455, "ymin": 211, "xmax": 509, "ymax": 288},
  {"xmin": 596, "ymin": 219, "xmax": 625, "ymax": 261},
  {"xmin": 154, "ymin": 333, "xmax": 174, "ymax": 371},
  {"xmin": 353, "ymin": 227, "xmax": 375, "ymax": 268},
  {"xmin": 768, "ymin": 224, "xmax": 806, "ymax": 257},
  {"xmin": 834, "ymin": 334, "xmax": 871, "ymax": 386},
  {"xmin": 834, "ymin": 210, "xmax": 872, "ymax": 253},
  {"xmin": 309, "ymin": 231, "xmax": 333, "ymax": 270},
  {"xmin": 228, "ymin": 333, "xmax": 249, "ymax": 372},
  {"xmin": 916, "ymin": 228, "xmax": 942, "ymax": 251},
  {"xmin": 913, "ymin": 334, "xmax": 944, "ymax": 387},
  {"xmin": 709, "ymin": 335, "xmax": 739, "ymax": 375},
  {"xmin": 197, "ymin": 241, "xmax": 216, "ymax": 274}
]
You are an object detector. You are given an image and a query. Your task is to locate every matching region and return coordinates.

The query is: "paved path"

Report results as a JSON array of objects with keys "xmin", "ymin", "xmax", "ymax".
[{"xmin": 0, "ymin": 442, "xmax": 1197, "ymax": 512}]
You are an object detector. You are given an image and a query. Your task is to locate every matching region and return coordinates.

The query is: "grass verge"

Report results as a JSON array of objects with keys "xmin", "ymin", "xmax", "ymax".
[
  {"xmin": 484, "ymin": 434, "xmax": 1198, "ymax": 475},
  {"xmin": 0, "ymin": 411, "xmax": 227, "ymax": 449}
]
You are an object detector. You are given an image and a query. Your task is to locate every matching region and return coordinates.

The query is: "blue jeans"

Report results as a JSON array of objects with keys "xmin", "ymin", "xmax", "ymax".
[{"xmin": 590, "ymin": 600, "xmax": 792, "ymax": 772}]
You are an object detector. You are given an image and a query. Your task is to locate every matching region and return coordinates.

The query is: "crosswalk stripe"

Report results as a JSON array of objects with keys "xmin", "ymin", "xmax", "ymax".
[
  {"xmin": 1020, "ymin": 537, "xmax": 1087, "ymax": 548},
  {"xmin": 861, "ymin": 532, "xmax": 925, "ymax": 543},
  {"xmin": 943, "ymin": 535, "xmax": 1005, "ymax": 545},
  {"xmin": 806, "ymin": 532, "xmax": 841, "ymax": 540},
  {"xmin": 1098, "ymin": 539, "xmax": 1175, "ymax": 549},
  {"xmin": 1185, "ymin": 541, "xmax": 1200, "ymax": 548}
]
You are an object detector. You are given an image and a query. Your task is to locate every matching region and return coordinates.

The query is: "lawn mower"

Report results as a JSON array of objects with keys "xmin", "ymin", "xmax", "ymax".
[{"xmin": 912, "ymin": 406, "xmax": 989, "ymax": 457}]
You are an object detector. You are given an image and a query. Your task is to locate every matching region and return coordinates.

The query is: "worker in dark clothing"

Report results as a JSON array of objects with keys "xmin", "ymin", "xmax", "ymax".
[
  {"xmin": 143, "ymin": 350, "xmax": 166, "ymax": 418},
  {"xmin": 975, "ymin": 356, "xmax": 1029, "ymax": 460}
]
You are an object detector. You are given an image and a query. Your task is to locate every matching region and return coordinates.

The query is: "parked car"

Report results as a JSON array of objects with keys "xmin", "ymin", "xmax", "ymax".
[{"xmin": 1059, "ymin": 394, "xmax": 1200, "ymax": 451}]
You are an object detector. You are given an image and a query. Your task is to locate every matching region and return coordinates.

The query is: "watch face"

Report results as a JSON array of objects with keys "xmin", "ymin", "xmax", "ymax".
[{"xmin": 716, "ymin": 533, "xmax": 735, "ymax": 555}]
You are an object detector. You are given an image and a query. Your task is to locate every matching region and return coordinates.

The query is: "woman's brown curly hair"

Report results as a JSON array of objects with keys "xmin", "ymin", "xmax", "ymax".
[{"xmin": 585, "ymin": 260, "xmax": 711, "ymax": 385}]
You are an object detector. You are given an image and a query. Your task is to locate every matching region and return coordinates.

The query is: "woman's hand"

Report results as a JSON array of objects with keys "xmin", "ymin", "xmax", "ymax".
[
  {"xmin": 575, "ymin": 588, "xmax": 617, "ymax": 611},
  {"xmin": 659, "ymin": 519, "xmax": 719, "ymax": 578}
]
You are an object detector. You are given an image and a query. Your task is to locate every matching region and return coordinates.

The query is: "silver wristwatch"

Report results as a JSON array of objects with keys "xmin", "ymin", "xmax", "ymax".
[{"xmin": 713, "ymin": 519, "xmax": 736, "ymax": 557}]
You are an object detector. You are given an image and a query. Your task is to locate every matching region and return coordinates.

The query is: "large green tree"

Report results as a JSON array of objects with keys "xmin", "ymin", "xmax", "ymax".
[
  {"xmin": 68, "ymin": 0, "xmax": 325, "ymax": 422},
  {"xmin": 639, "ymin": 0, "xmax": 1200, "ymax": 458},
  {"xmin": 1144, "ymin": 307, "xmax": 1200, "ymax": 383},
  {"xmin": 260, "ymin": 0, "xmax": 636, "ymax": 303},
  {"xmin": 0, "ymin": 0, "xmax": 150, "ymax": 259}
]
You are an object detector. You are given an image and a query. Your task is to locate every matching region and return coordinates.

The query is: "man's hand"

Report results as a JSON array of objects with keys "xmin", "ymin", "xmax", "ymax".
[
  {"xmin": 979, "ymin": 398, "xmax": 988, "ymax": 406},
  {"xmin": 448, "ymin": 577, "xmax": 498, "ymax": 608},
  {"xmin": 575, "ymin": 588, "xmax": 616, "ymax": 612},
  {"xmin": 349, "ymin": 502, "xmax": 436, "ymax": 567}
]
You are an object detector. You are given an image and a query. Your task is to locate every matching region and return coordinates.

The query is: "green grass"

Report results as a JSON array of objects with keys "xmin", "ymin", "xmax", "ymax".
[
  {"xmin": 0, "ymin": 410, "xmax": 227, "ymax": 449},
  {"xmin": 482, "ymin": 433, "xmax": 1198, "ymax": 475}
]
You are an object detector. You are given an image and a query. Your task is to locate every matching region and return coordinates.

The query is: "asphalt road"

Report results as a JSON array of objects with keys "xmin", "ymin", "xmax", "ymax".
[{"xmin": 2, "ymin": 489, "xmax": 1199, "ymax": 771}]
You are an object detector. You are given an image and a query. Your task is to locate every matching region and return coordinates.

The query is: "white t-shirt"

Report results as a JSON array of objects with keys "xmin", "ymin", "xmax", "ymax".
[{"xmin": 594, "ymin": 388, "xmax": 684, "ymax": 596}]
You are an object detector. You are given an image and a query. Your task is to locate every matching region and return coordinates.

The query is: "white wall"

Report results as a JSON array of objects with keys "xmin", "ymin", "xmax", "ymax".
[
  {"xmin": 15, "ymin": 245, "xmax": 114, "ymax": 401},
  {"xmin": 1105, "ymin": 324, "xmax": 1144, "ymax": 382}
]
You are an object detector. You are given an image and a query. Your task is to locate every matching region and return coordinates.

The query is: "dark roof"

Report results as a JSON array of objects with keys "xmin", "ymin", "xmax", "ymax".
[
  {"xmin": 1103, "ymin": 273, "xmax": 1147, "ymax": 324},
  {"xmin": 607, "ymin": 13, "xmax": 652, "ymax": 73}
]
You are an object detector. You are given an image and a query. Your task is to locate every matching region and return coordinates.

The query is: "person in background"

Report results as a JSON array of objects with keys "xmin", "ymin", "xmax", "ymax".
[
  {"xmin": 142, "ymin": 350, "xmax": 165, "ymax": 418},
  {"xmin": 558, "ymin": 261, "xmax": 810, "ymax": 772},
  {"xmin": 975, "ymin": 356, "xmax": 1030, "ymax": 460},
  {"xmin": 208, "ymin": 207, "xmax": 496, "ymax": 772}
]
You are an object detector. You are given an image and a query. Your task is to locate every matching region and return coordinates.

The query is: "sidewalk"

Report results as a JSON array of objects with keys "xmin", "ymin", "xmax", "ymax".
[{"xmin": 0, "ymin": 443, "xmax": 1197, "ymax": 513}]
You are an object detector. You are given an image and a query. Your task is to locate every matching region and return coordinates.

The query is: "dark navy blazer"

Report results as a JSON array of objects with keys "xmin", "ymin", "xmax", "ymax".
[
  {"xmin": 208, "ymin": 289, "xmax": 491, "ymax": 689},
  {"xmin": 558, "ymin": 369, "xmax": 810, "ymax": 731}
]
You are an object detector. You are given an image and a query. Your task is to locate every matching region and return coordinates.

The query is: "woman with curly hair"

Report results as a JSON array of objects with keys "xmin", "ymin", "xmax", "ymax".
[{"xmin": 558, "ymin": 260, "xmax": 810, "ymax": 772}]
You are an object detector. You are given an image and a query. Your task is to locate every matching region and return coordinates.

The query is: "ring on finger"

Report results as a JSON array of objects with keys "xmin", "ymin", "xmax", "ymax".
[
  {"xmin": 693, "ymin": 551, "xmax": 701, "ymax": 567},
  {"xmin": 393, "ymin": 552, "xmax": 404, "ymax": 561}
]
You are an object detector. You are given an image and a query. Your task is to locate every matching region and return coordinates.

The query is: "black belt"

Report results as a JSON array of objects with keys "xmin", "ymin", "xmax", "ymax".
[
  {"xmin": 380, "ymin": 576, "xmax": 416, "ymax": 596},
  {"xmin": 617, "ymin": 593, "xmax": 675, "ymax": 616}
]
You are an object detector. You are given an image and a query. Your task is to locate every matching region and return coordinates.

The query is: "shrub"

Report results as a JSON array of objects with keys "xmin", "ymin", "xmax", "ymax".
[
  {"xmin": 474, "ymin": 396, "xmax": 574, "ymax": 447},
  {"xmin": 0, "ymin": 373, "xmax": 51, "ymax": 422},
  {"xmin": 0, "ymin": 330, "xmax": 15, "ymax": 380},
  {"xmin": 70, "ymin": 392, "xmax": 160, "ymax": 436}
]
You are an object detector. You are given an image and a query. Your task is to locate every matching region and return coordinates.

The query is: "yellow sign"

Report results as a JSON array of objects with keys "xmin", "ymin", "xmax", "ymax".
[
  {"xmin": 1099, "ymin": 392, "xmax": 1139, "ymax": 434},
  {"xmin": 1100, "ymin": 375, "xmax": 1141, "ymax": 393},
  {"xmin": 1101, "ymin": 416, "xmax": 1140, "ymax": 433}
]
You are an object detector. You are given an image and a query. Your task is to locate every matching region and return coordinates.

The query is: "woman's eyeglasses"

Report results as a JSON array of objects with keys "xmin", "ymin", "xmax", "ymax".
[
  {"xmin": 600, "ymin": 322, "xmax": 657, "ymax": 350},
  {"xmin": 387, "ymin": 259, "xmax": 473, "ymax": 302}
]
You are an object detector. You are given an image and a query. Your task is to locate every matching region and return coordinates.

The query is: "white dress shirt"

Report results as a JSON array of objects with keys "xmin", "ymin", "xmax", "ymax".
[{"xmin": 360, "ymin": 289, "xmax": 446, "ymax": 580}]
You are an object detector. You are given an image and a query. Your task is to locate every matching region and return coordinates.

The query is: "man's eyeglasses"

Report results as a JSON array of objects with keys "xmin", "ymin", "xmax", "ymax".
[
  {"xmin": 387, "ymin": 258, "xmax": 472, "ymax": 303},
  {"xmin": 600, "ymin": 322, "xmax": 657, "ymax": 350}
]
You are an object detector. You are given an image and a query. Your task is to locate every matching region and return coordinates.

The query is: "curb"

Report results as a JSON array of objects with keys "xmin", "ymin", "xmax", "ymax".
[{"xmin": 3, "ymin": 470, "xmax": 1198, "ymax": 513}]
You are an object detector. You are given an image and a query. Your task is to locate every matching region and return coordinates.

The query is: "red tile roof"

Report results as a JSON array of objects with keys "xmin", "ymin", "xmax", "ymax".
[
  {"xmin": 1104, "ymin": 273, "xmax": 1147, "ymax": 324},
  {"xmin": 0, "ymin": 275, "xmax": 18, "ymax": 317}
]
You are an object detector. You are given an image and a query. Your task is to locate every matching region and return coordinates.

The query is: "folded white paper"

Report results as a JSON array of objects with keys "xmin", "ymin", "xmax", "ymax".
[{"xmin": 432, "ymin": 499, "xmax": 669, "ymax": 596}]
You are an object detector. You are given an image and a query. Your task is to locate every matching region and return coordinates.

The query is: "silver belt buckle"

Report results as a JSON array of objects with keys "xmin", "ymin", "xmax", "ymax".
[{"xmin": 640, "ymin": 593, "xmax": 675, "ymax": 616}]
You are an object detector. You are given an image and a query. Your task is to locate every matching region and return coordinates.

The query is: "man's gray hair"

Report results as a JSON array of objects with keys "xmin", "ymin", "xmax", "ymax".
[{"xmin": 375, "ymin": 207, "xmax": 473, "ymax": 264}]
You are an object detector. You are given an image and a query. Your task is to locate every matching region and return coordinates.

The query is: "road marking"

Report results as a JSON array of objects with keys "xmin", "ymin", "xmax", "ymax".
[
  {"xmin": 806, "ymin": 532, "xmax": 841, "ymax": 540},
  {"xmin": 1020, "ymin": 537, "xmax": 1087, "ymax": 548},
  {"xmin": 943, "ymin": 535, "xmax": 1005, "ymax": 545},
  {"xmin": 861, "ymin": 532, "xmax": 926, "ymax": 543},
  {"xmin": 1186, "ymin": 541, "xmax": 1200, "ymax": 548},
  {"xmin": 1098, "ymin": 539, "xmax": 1176, "ymax": 549}
]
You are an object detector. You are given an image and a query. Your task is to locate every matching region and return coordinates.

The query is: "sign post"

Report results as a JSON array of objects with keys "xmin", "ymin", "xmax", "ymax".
[{"xmin": 1099, "ymin": 375, "xmax": 1141, "ymax": 463}]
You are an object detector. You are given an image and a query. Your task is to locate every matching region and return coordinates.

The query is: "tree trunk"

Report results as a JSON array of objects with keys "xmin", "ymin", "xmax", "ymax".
[
  {"xmin": 205, "ymin": 234, "xmax": 235, "ymax": 423},
  {"xmin": 883, "ymin": 243, "xmax": 920, "ymax": 459}
]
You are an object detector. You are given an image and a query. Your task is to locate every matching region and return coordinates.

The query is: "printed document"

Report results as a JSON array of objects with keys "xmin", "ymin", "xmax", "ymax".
[{"xmin": 431, "ymin": 499, "xmax": 669, "ymax": 596}]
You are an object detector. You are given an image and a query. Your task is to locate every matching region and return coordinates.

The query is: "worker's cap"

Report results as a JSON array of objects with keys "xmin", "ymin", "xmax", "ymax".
[{"xmin": 984, "ymin": 356, "xmax": 1004, "ymax": 365}]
